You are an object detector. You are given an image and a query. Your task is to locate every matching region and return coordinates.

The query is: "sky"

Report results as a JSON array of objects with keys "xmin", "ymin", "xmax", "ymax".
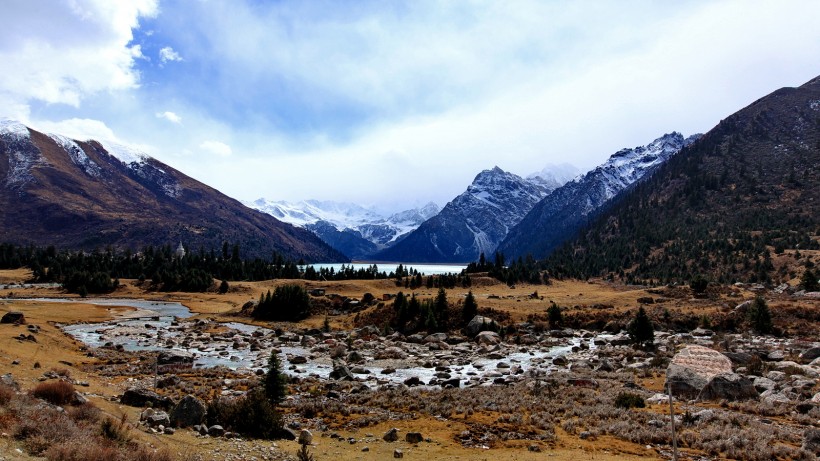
[{"xmin": 2, "ymin": 0, "xmax": 820, "ymax": 213}]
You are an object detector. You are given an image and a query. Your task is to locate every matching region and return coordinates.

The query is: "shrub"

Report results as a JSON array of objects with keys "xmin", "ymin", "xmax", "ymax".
[
  {"xmin": 0, "ymin": 383, "xmax": 13, "ymax": 405},
  {"xmin": 31, "ymin": 380, "xmax": 75, "ymax": 406},
  {"xmin": 208, "ymin": 387, "xmax": 282, "ymax": 439},
  {"xmin": 46, "ymin": 441, "xmax": 122, "ymax": 461},
  {"xmin": 614, "ymin": 392, "xmax": 645, "ymax": 409},
  {"xmin": 99, "ymin": 414, "xmax": 132, "ymax": 445}
]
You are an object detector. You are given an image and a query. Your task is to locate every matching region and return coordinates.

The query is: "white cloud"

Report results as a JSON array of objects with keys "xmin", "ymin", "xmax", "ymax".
[
  {"xmin": 199, "ymin": 140, "xmax": 232, "ymax": 157},
  {"xmin": 159, "ymin": 46, "xmax": 182, "ymax": 63},
  {"xmin": 155, "ymin": 111, "xmax": 182, "ymax": 124},
  {"xmin": 0, "ymin": 0, "xmax": 158, "ymax": 119}
]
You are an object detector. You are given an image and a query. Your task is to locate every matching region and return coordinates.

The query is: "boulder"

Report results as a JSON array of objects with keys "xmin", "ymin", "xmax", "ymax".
[
  {"xmin": 298, "ymin": 429, "xmax": 313, "ymax": 445},
  {"xmin": 208, "ymin": 425, "xmax": 225, "ymax": 437},
  {"xmin": 799, "ymin": 347, "xmax": 820, "ymax": 364},
  {"xmin": 289, "ymin": 355, "xmax": 308, "ymax": 364},
  {"xmin": 0, "ymin": 311, "xmax": 25, "ymax": 324},
  {"xmin": 666, "ymin": 346, "xmax": 758, "ymax": 401},
  {"xmin": 466, "ymin": 316, "xmax": 499, "ymax": 337},
  {"xmin": 169, "ymin": 395, "xmax": 207, "ymax": 428},
  {"xmin": 157, "ymin": 351, "xmax": 194, "ymax": 366},
  {"xmin": 329, "ymin": 360, "xmax": 355, "ymax": 381},
  {"xmin": 393, "ymin": 448, "xmax": 404, "ymax": 458},
  {"xmin": 697, "ymin": 373, "xmax": 758, "ymax": 401},
  {"xmin": 475, "ymin": 331, "xmax": 501, "ymax": 346},
  {"xmin": 375, "ymin": 347, "xmax": 407, "ymax": 360},
  {"xmin": 723, "ymin": 352, "xmax": 755, "ymax": 367},
  {"xmin": 120, "ymin": 387, "xmax": 175, "ymax": 410},
  {"xmin": 405, "ymin": 432, "xmax": 423, "ymax": 443},
  {"xmin": 423, "ymin": 333, "xmax": 448, "ymax": 343},
  {"xmin": 383, "ymin": 427, "xmax": 399, "ymax": 442}
]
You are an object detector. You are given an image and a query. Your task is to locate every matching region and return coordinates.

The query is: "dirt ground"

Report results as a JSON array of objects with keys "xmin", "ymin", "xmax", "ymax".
[{"xmin": 0, "ymin": 270, "xmax": 802, "ymax": 460}]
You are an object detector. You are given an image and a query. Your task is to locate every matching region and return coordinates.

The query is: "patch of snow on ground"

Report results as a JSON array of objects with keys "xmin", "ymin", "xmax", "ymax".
[
  {"xmin": 48, "ymin": 133, "xmax": 101, "ymax": 177},
  {"xmin": 98, "ymin": 140, "xmax": 148, "ymax": 165}
]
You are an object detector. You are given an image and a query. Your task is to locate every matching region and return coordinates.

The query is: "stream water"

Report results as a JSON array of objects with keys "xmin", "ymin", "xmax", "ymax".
[{"xmin": 11, "ymin": 297, "xmax": 589, "ymax": 387}]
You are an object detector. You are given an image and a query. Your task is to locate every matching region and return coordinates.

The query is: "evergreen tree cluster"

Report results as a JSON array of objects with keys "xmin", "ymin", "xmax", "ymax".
[
  {"xmin": 389, "ymin": 288, "xmax": 465, "ymax": 333},
  {"xmin": 1, "ymin": 242, "xmax": 450, "ymax": 294},
  {"xmin": 465, "ymin": 251, "xmax": 548, "ymax": 285},
  {"xmin": 253, "ymin": 285, "xmax": 312, "ymax": 321}
]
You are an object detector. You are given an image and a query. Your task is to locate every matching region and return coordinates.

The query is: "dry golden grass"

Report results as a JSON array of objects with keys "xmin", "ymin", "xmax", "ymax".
[{"xmin": 4, "ymin": 269, "xmax": 812, "ymax": 461}]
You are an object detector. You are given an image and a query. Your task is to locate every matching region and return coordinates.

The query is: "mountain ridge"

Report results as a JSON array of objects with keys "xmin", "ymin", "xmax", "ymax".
[
  {"xmin": 0, "ymin": 120, "xmax": 347, "ymax": 262},
  {"xmin": 372, "ymin": 165, "xmax": 573, "ymax": 263},
  {"xmin": 497, "ymin": 132, "xmax": 699, "ymax": 261},
  {"xmin": 541, "ymin": 76, "xmax": 820, "ymax": 284}
]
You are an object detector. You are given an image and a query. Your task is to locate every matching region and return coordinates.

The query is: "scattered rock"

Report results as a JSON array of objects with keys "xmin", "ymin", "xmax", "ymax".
[
  {"xmin": 208, "ymin": 425, "xmax": 225, "ymax": 437},
  {"xmin": 466, "ymin": 316, "xmax": 500, "ymax": 337},
  {"xmin": 666, "ymin": 346, "xmax": 733, "ymax": 400},
  {"xmin": 393, "ymin": 448, "xmax": 404, "ymax": 458},
  {"xmin": 405, "ymin": 432, "xmax": 423, "ymax": 444},
  {"xmin": 799, "ymin": 347, "xmax": 820, "ymax": 364},
  {"xmin": 383, "ymin": 427, "xmax": 399, "ymax": 442},
  {"xmin": 0, "ymin": 312, "xmax": 25, "ymax": 324},
  {"xmin": 120, "ymin": 387, "xmax": 175, "ymax": 410},
  {"xmin": 298, "ymin": 429, "xmax": 313, "ymax": 445},
  {"xmin": 475, "ymin": 331, "xmax": 501, "ymax": 345},
  {"xmin": 803, "ymin": 428, "xmax": 820, "ymax": 454},
  {"xmin": 329, "ymin": 361, "xmax": 355, "ymax": 381},
  {"xmin": 698, "ymin": 373, "xmax": 758, "ymax": 401},
  {"xmin": 403, "ymin": 376, "xmax": 423, "ymax": 387},
  {"xmin": 0, "ymin": 373, "xmax": 19, "ymax": 390},
  {"xmin": 290, "ymin": 355, "xmax": 308, "ymax": 364},
  {"xmin": 169, "ymin": 395, "xmax": 207, "ymax": 428}
]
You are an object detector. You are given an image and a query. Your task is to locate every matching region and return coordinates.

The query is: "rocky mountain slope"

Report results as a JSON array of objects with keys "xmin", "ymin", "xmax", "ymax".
[
  {"xmin": 0, "ymin": 120, "xmax": 346, "ymax": 262},
  {"xmin": 543, "ymin": 76, "xmax": 820, "ymax": 284},
  {"xmin": 373, "ymin": 166, "xmax": 575, "ymax": 263},
  {"xmin": 248, "ymin": 199, "xmax": 439, "ymax": 259},
  {"xmin": 498, "ymin": 132, "xmax": 699, "ymax": 261}
]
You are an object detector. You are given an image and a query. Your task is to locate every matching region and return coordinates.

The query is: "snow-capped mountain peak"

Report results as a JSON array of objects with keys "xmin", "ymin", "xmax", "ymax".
[
  {"xmin": 247, "ymin": 199, "xmax": 442, "ymax": 258},
  {"xmin": 0, "ymin": 119, "xmax": 30, "ymax": 140},
  {"xmin": 527, "ymin": 163, "xmax": 580, "ymax": 190},
  {"xmin": 498, "ymin": 131, "xmax": 700, "ymax": 260}
]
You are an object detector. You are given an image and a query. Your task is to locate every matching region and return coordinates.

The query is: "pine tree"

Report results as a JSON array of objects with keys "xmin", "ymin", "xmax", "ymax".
[
  {"xmin": 748, "ymin": 295, "xmax": 773, "ymax": 334},
  {"xmin": 547, "ymin": 302, "xmax": 562, "ymax": 329},
  {"xmin": 462, "ymin": 291, "xmax": 478, "ymax": 326},
  {"xmin": 800, "ymin": 269, "xmax": 819, "ymax": 291},
  {"xmin": 628, "ymin": 306, "xmax": 654, "ymax": 347},
  {"xmin": 264, "ymin": 351, "xmax": 287, "ymax": 406},
  {"xmin": 435, "ymin": 288, "xmax": 449, "ymax": 331}
]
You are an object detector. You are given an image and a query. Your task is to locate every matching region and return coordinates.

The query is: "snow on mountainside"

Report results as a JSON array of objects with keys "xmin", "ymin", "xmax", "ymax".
[
  {"xmin": 373, "ymin": 165, "xmax": 572, "ymax": 263},
  {"xmin": 249, "ymin": 199, "xmax": 384, "ymax": 229},
  {"xmin": 497, "ymin": 132, "xmax": 700, "ymax": 261},
  {"xmin": 247, "ymin": 199, "xmax": 441, "ymax": 259},
  {"xmin": 1, "ymin": 119, "xmax": 46, "ymax": 189},
  {"xmin": 527, "ymin": 163, "xmax": 580, "ymax": 190},
  {"xmin": 0, "ymin": 121, "xmax": 346, "ymax": 262}
]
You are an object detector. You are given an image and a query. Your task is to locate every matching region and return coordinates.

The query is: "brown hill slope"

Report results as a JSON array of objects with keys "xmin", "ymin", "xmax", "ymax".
[
  {"xmin": 544, "ymin": 76, "xmax": 820, "ymax": 284},
  {"xmin": 0, "ymin": 121, "xmax": 347, "ymax": 262}
]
